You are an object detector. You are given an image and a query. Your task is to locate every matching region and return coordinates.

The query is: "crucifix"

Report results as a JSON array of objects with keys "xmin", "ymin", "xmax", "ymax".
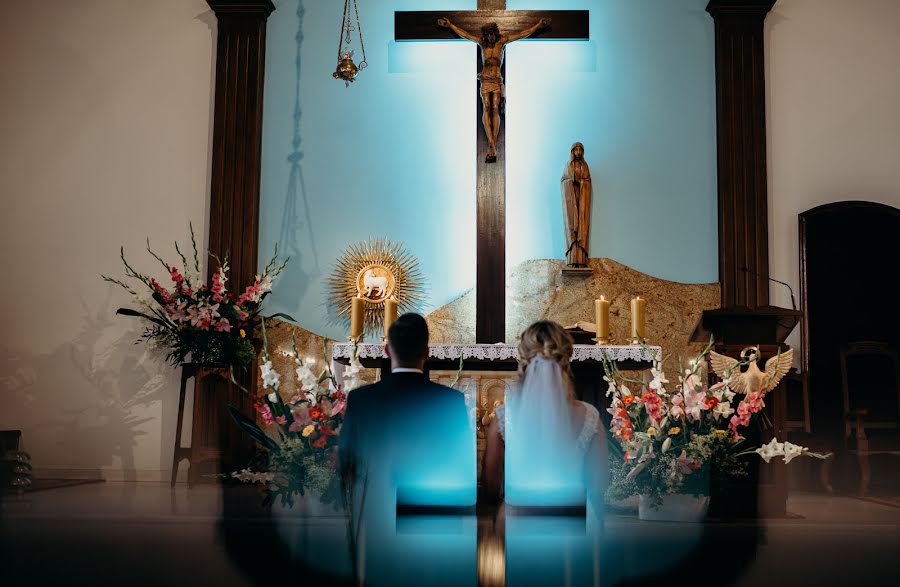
[{"xmin": 396, "ymin": 2, "xmax": 589, "ymax": 343}]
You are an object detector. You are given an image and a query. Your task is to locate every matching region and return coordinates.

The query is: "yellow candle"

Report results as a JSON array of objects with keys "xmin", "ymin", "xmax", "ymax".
[
  {"xmin": 630, "ymin": 296, "xmax": 646, "ymax": 342},
  {"xmin": 350, "ymin": 295, "xmax": 365, "ymax": 341},
  {"xmin": 383, "ymin": 296, "xmax": 399, "ymax": 337},
  {"xmin": 594, "ymin": 296, "xmax": 610, "ymax": 341}
]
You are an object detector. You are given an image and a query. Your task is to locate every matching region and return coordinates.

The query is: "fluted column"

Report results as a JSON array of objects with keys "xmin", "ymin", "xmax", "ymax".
[
  {"xmin": 185, "ymin": 0, "xmax": 275, "ymax": 483},
  {"xmin": 707, "ymin": 0, "xmax": 776, "ymax": 309},
  {"xmin": 206, "ymin": 0, "xmax": 275, "ymax": 288}
]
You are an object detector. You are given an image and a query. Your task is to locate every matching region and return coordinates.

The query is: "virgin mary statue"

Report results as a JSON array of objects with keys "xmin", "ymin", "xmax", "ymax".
[{"xmin": 560, "ymin": 142, "xmax": 592, "ymax": 267}]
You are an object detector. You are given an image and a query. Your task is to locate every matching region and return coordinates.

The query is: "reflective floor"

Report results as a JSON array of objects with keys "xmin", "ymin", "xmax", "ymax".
[{"xmin": 1, "ymin": 483, "xmax": 898, "ymax": 586}]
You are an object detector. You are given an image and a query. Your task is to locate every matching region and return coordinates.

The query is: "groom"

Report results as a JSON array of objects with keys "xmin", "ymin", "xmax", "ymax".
[{"xmin": 339, "ymin": 313, "xmax": 475, "ymax": 508}]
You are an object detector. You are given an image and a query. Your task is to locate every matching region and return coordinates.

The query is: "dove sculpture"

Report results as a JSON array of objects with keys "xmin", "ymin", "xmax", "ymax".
[{"xmin": 709, "ymin": 347, "xmax": 793, "ymax": 395}]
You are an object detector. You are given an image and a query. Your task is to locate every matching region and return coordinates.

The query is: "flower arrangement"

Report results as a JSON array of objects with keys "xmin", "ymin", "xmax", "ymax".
[
  {"xmin": 227, "ymin": 321, "xmax": 365, "ymax": 508},
  {"xmin": 603, "ymin": 339, "xmax": 829, "ymax": 509},
  {"xmin": 102, "ymin": 225, "xmax": 291, "ymax": 368}
]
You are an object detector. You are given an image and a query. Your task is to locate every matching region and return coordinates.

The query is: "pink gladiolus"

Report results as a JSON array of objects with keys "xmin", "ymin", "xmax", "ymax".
[
  {"xmin": 640, "ymin": 390, "xmax": 666, "ymax": 425},
  {"xmin": 255, "ymin": 402, "xmax": 274, "ymax": 426},
  {"xmin": 169, "ymin": 266, "xmax": 184, "ymax": 285},
  {"xmin": 215, "ymin": 319, "xmax": 232, "ymax": 332},
  {"xmin": 238, "ymin": 277, "xmax": 264, "ymax": 305},
  {"xmin": 275, "ymin": 415, "xmax": 286, "ymax": 426},
  {"xmin": 149, "ymin": 278, "xmax": 174, "ymax": 304},
  {"xmin": 669, "ymin": 393, "xmax": 685, "ymax": 419},
  {"xmin": 212, "ymin": 266, "xmax": 227, "ymax": 295},
  {"xmin": 745, "ymin": 392, "xmax": 765, "ymax": 412},
  {"xmin": 729, "ymin": 411, "xmax": 751, "ymax": 437}
]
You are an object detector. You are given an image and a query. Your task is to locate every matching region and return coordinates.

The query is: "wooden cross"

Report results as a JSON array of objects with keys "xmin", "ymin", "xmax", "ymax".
[{"xmin": 395, "ymin": 1, "xmax": 589, "ymax": 343}]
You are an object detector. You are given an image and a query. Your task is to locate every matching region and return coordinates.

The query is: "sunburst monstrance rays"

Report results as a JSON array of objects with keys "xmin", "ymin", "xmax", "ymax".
[{"xmin": 327, "ymin": 238, "xmax": 427, "ymax": 338}]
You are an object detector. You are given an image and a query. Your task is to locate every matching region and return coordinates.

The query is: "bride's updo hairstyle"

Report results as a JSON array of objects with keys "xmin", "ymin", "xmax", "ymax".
[{"xmin": 517, "ymin": 320, "xmax": 576, "ymax": 400}]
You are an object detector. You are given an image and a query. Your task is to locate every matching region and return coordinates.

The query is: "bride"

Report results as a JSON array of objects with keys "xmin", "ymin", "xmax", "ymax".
[{"xmin": 483, "ymin": 320, "xmax": 608, "ymax": 509}]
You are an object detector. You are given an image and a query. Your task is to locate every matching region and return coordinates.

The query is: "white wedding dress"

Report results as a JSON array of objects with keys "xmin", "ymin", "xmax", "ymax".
[{"xmin": 495, "ymin": 357, "xmax": 600, "ymax": 507}]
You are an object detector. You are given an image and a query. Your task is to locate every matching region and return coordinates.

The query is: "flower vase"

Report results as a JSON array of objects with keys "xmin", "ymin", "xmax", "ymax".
[{"xmin": 638, "ymin": 494, "xmax": 709, "ymax": 522}]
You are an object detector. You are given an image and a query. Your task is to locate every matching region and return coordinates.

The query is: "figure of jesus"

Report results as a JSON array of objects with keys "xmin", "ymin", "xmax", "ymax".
[{"xmin": 437, "ymin": 17, "xmax": 551, "ymax": 163}]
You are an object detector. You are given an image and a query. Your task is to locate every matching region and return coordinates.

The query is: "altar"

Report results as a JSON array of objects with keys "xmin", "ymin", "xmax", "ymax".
[{"xmin": 332, "ymin": 342, "xmax": 661, "ymax": 413}]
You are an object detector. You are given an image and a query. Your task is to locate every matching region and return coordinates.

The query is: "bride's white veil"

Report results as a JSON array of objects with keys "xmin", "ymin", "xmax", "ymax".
[{"xmin": 505, "ymin": 356, "xmax": 584, "ymax": 506}]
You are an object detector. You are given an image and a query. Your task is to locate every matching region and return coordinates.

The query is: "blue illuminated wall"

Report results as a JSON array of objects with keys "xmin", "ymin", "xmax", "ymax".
[{"xmin": 259, "ymin": 0, "xmax": 717, "ymax": 340}]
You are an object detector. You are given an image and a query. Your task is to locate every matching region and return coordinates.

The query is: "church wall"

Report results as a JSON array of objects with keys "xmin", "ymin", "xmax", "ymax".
[
  {"xmin": 259, "ymin": 0, "xmax": 719, "ymax": 342},
  {"xmin": 0, "ymin": 0, "xmax": 216, "ymax": 480},
  {"xmin": 766, "ymin": 0, "xmax": 900, "ymax": 352}
]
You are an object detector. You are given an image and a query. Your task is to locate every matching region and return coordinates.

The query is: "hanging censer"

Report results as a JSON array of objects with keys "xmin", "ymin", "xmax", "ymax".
[{"xmin": 333, "ymin": 0, "xmax": 367, "ymax": 86}]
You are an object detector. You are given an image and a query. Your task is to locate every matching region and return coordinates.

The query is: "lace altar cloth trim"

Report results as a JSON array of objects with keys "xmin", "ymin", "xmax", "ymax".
[{"xmin": 331, "ymin": 343, "xmax": 661, "ymax": 363}]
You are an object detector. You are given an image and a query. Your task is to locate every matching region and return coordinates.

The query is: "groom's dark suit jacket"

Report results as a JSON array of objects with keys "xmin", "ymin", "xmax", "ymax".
[{"xmin": 339, "ymin": 371, "xmax": 475, "ymax": 507}]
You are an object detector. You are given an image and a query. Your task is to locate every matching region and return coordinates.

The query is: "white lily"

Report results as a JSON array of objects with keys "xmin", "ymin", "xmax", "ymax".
[
  {"xmin": 661, "ymin": 437, "xmax": 672, "ymax": 453},
  {"xmin": 260, "ymin": 360, "xmax": 280, "ymax": 389},
  {"xmin": 782, "ymin": 441, "xmax": 808, "ymax": 464},
  {"xmin": 713, "ymin": 400, "xmax": 735, "ymax": 420},
  {"xmin": 267, "ymin": 391, "xmax": 278, "ymax": 403},
  {"xmin": 603, "ymin": 375, "xmax": 617, "ymax": 397},
  {"xmin": 649, "ymin": 366, "xmax": 669, "ymax": 392},
  {"xmin": 755, "ymin": 437, "xmax": 785, "ymax": 463},
  {"xmin": 295, "ymin": 363, "xmax": 318, "ymax": 392}
]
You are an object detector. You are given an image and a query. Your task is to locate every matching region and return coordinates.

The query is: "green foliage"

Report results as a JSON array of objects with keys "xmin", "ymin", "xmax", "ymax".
[
  {"xmin": 226, "ymin": 405, "xmax": 280, "ymax": 452},
  {"xmin": 606, "ymin": 430, "xmax": 749, "ymax": 508}
]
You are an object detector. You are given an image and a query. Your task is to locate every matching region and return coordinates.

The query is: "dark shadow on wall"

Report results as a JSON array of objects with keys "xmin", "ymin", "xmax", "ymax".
[
  {"xmin": 0, "ymin": 294, "xmax": 173, "ymax": 480},
  {"xmin": 276, "ymin": 0, "xmax": 320, "ymax": 309}
]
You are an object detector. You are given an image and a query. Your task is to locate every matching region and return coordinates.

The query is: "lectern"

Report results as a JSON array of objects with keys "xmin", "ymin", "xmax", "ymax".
[{"xmin": 692, "ymin": 306, "xmax": 802, "ymax": 517}]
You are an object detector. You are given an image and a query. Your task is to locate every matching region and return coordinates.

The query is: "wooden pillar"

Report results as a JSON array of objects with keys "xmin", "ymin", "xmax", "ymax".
[
  {"xmin": 707, "ymin": 0, "xmax": 776, "ymax": 309},
  {"xmin": 184, "ymin": 0, "xmax": 275, "ymax": 481},
  {"xmin": 207, "ymin": 0, "xmax": 275, "ymax": 288}
]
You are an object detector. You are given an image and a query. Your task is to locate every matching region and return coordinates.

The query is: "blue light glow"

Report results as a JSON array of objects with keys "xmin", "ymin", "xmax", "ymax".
[{"xmin": 260, "ymin": 0, "xmax": 717, "ymax": 339}]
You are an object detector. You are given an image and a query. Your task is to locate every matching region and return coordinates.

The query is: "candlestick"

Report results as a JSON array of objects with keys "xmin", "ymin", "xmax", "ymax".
[
  {"xmin": 593, "ymin": 296, "xmax": 610, "ymax": 345},
  {"xmin": 630, "ymin": 296, "xmax": 646, "ymax": 344},
  {"xmin": 383, "ymin": 296, "xmax": 399, "ymax": 340},
  {"xmin": 350, "ymin": 295, "xmax": 365, "ymax": 342}
]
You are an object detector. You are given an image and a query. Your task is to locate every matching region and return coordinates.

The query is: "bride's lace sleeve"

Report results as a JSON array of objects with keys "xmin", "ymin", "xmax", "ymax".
[{"xmin": 576, "ymin": 403, "xmax": 600, "ymax": 454}]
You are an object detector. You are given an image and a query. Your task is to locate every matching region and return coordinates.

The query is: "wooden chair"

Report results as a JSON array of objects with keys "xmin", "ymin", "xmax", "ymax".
[
  {"xmin": 839, "ymin": 341, "xmax": 900, "ymax": 495},
  {"xmin": 783, "ymin": 369, "xmax": 835, "ymax": 492}
]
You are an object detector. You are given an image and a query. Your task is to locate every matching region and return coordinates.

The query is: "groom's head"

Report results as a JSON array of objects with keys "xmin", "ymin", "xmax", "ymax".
[{"xmin": 386, "ymin": 313, "xmax": 429, "ymax": 370}]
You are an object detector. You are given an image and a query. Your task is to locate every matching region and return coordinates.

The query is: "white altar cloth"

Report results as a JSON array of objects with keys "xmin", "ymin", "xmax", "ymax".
[{"xmin": 331, "ymin": 343, "xmax": 661, "ymax": 365}]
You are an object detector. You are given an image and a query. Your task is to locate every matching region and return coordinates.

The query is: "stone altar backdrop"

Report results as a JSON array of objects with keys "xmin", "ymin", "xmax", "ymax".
[{"xmin": 427, "ymin": 258, "xmax": 720, "ymax": 372}]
